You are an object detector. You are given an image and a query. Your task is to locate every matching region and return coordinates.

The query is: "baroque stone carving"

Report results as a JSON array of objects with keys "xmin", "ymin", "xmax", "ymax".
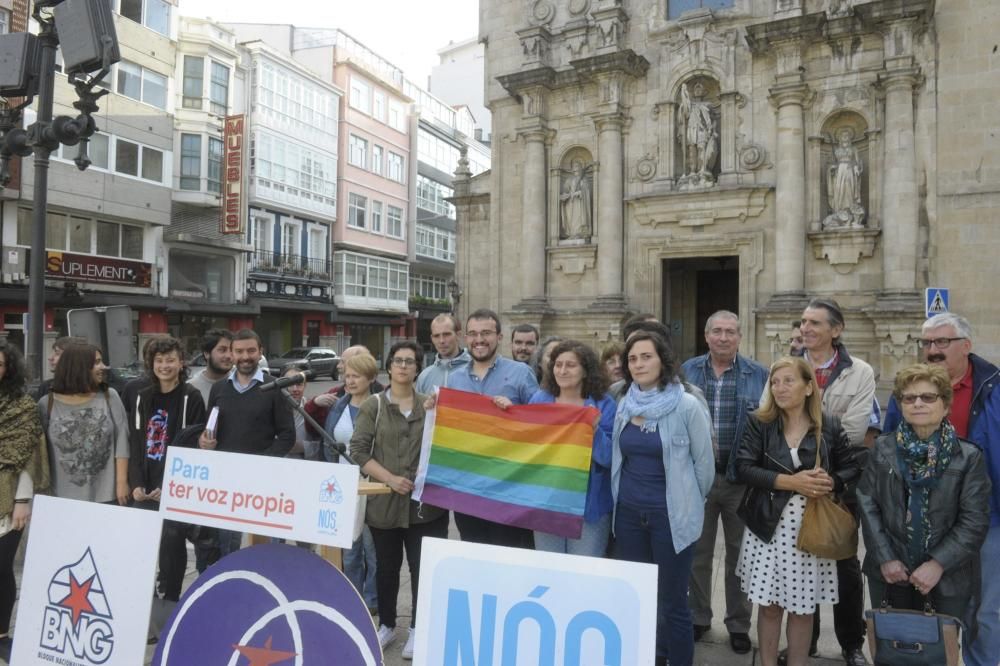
[
  {"xmin": 677, "ymin": 81, "xmax": 718, "ymax": 189},
  {"xmin": 530, "ymin": 0, "xmax": 556, "ymax": 25},
  {"xmin": 559, "ymin": 160, "xmax": 594, "ymax": 239},
  {"xmin": 567, "ymin": 0, "xmax": 591, "ymax": 17},
  {"xmin": 636, "ymin": 153, "xmax": 657, "ymax": 182},
  {"xmin": 827, "ymin": 0, "xmax": 853, "ymax": 17},
  {"xmin": 823, "ymin": 127, "xmax": 866, "ymax": 229},
  {"xmin": 739, "ymin": 144, "xmax": 768, "ymax": 170}
]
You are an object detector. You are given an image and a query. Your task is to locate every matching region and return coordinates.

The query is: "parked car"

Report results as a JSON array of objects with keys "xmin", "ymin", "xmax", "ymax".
[{"xmin": 268, "ymin": 347, "xmax": 340, "ymax": 379}]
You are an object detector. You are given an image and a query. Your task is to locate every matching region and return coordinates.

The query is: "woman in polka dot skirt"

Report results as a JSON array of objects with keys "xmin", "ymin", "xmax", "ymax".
[{"xmin": 733, "ymin": 356, "xmax": 861, "ymax": 666}]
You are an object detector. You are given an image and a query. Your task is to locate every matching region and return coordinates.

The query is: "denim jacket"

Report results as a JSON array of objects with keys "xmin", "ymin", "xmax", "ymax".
[
  {"xmin": 681, "ymin": 353, "xmax": 769, "ymax": 482},
  {"xmin": 610, "ymin": 390, "xmax": 715, "ymax": 553}
]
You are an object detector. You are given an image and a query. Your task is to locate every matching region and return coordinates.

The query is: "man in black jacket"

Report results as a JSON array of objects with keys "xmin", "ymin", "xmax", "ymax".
[{"xmin": 199, "ymin": 329, "xmax": 295, "ymax": 554}]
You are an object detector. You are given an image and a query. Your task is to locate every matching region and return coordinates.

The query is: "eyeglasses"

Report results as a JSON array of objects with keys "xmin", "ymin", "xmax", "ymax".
[
  {"xmin": 918, "ymin": 337, "xmax": 966, "ymax": 350},
  {"xmin": 390, "ymin": 357, "xmax": 417, "ymax": 367},
  {"xmin": 899, "ymin": 392, "xmax": 941, "ymax": 405}
]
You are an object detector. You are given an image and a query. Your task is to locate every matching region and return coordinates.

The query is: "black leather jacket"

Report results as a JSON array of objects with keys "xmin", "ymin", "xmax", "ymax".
[
  {"xmin": 857, "ymin": 431, "xmax": 992, "ymax": 598},
  {"xmin": 735, "ymin": 414, "xmax": 861, "ymax": 543}
]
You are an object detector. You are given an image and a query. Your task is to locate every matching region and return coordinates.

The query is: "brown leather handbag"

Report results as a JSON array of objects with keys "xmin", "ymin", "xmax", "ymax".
[{"xmin": 796, "ymin": 439, "xmax": 858, "ymax": 560}]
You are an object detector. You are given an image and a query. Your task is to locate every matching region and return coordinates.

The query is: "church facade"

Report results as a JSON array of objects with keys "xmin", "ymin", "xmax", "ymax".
[{"xmin": 453, "ymin": 0, "xmax": 999, "ymax": 388}]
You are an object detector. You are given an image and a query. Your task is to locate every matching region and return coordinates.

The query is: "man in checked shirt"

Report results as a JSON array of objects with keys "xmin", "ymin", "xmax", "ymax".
[{"xmin": 681, "ymin": 311, "xmax": 769, "ymax": 655}]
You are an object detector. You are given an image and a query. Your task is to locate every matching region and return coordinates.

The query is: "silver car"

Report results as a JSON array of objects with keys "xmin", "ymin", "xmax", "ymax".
[{"xmin": 268, "ymin": 347, "xmax": 340, "ymax": 379}]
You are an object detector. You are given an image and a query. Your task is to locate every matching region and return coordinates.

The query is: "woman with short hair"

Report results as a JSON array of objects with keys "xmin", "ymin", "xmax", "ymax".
[
  {"xmin": 857, "ymin": 363, "xmax": 990, "ymax": 656},
  {"xmin": 40, "ymin": 343, "xmax": 129, "ymax": 505}
]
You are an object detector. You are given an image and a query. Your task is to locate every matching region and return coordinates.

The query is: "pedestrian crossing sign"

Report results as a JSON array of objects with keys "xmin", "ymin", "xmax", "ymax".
[{"xmin": 925, "ymin": 287, "xmax": 949, "ymax": 318}]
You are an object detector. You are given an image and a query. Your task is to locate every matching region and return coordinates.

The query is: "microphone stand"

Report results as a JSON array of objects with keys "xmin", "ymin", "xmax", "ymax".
[{"xmin": 279, "ymin": 389, "xmax": 358, "ymax": 466}]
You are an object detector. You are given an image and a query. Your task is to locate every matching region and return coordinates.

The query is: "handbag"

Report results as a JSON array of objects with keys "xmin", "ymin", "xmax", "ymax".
[
  {"xmin": 796, "ymin": 437, "xmax": 858, "ymax": 560},
  {"xmin": 865, "ymin": 593, "xmax": 962, "ymax": 665},
  {"xmin": 351, "ymin": 393, "xmax": 381, "ymax": 542}
]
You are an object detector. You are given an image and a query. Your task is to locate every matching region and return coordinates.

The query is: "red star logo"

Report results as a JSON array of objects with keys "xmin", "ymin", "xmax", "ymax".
[
  {"xmin": 324, "ymin": 481, "xmax": 337, "ymax": 494},
  {"xmin": 57, "ymin": 573, "xmax": 96, "ymax": 628},
  {"xmin": 232, "ymin": 636, "xmax": 297, "ymax": 666}
]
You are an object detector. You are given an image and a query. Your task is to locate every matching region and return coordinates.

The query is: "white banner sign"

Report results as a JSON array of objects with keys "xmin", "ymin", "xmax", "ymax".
[
  {"xmin": 159, "ymin": 447, "xmax": 360, "ymax": 548},
  {"xmin": 12, "ymin": 496, "xmax": 162, "ymax": 666},
  {"xmin": 414, "ymin": 538, "xmax": 658, "ymax": 665}
]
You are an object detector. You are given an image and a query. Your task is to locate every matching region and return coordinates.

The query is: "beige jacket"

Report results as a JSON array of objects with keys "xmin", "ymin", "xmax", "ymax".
[{"xmin": 820, "ymin": 350, "xmax": 876, "ymax": 448}]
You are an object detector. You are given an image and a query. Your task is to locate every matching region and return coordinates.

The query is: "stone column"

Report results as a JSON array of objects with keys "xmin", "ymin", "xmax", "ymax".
[
  {"xmin": 594, "ymin": 114, "xmax": 625, "ymax": 302},
  {"xmin": 520, "ymin": 128, "xmax": 549, "ymax": 303},
  {"xmin": 880, "ymin": 66, "xmax": 920, "ymax": 291},
  {"xmin": 770, "ymin": 83, "xmax": 809, "ymax": 294}
]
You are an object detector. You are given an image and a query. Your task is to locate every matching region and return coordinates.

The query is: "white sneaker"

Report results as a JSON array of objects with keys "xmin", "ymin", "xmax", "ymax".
[
  {"xmin": 401, "ymin": 628, "xmax": 415, "ymax": 660},
  {"xmin": 377, "ymin": 624, "xmax": 396, "ymax": 650}
]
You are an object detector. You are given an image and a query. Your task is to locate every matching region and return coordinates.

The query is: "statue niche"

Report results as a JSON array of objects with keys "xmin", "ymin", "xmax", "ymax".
[
  {"xmin": 820, "ymin": 115, "xmax": 869, "ymax": 230},
  {"xmin": 675, "ymin": 77, "xmax": 721, "ymax": 190},
  {"xmin": 558, "ymin": 150, "xmax": 594, "ymax": 241}
]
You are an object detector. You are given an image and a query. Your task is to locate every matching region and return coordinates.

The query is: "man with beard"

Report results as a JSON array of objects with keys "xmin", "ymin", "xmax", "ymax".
[
  {"xmin": 188, "ymin": 329, "xmax": 234, "ymax": 405},
  {"xmin": 435, "ymin": 308, "xmax": 539, "ymax": 547},
  {"xmin": 882, "ymin": 313, "xmax": 1000, "ymax": 666},
  {"xmin": 199, "ymin": 328, "xmax": 295, "ymax": 555},
  {"xmin": 510, "ymin": 323, "xmax": 539, "ymax": 364}
]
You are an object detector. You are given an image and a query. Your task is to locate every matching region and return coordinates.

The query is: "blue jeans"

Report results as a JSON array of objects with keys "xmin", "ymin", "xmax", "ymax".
[
  {"xmin": 534, "ymin": 513, "xmax": 611, "ymax": 557},
  {"xmin": 217, "ymin": 529, "xmax": 243, "ymax": 557},
  {"xmin": 343, "ymin": 526, "xmax": 378, "ymax": 609},
  {"xmin": 965, "ymin": 524, "xmax": 1000, "ymax": 666},
  {"xmin": 614, "ymin": 504, "xmax": 695, "ymax": 666}
]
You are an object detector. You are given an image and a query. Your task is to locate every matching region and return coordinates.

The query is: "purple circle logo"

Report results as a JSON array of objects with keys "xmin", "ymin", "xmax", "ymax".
[{"xmin": 152, "ymin": 544, "xmax": 382, "ymax": 665}]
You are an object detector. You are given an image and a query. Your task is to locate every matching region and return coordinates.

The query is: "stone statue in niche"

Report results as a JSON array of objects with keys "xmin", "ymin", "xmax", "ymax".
[
  {"xmin": 678, "ymin": 82, "xmax": 718, "ymax": 189},
  {"xmin": 823, "ymin": 127, "xmax": 866, "ymax": 229},
  {"xmin": 559, "ymin": 160, "xmax": 594, "ymax": 240}
]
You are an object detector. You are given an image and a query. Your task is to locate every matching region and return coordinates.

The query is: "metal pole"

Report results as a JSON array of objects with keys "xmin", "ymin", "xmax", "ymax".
[{"xmin": 27, "ymin": 16, "xmax": 58, "ymax": 381}]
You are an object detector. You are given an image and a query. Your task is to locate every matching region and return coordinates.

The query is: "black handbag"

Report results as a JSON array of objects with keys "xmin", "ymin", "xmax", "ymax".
[{"xmin": 864, "ymin": 595, "xmax": 962, "ymax": 666}]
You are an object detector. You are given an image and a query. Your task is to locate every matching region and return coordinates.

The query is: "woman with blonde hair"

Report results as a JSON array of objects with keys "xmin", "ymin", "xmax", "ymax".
[{"xmin": 734, "ymin": 356, "xmax": 860, "ymax": 666}]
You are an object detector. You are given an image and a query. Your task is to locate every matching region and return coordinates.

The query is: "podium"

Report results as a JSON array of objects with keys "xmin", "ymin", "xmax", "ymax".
[{"xmin": 248, "ymin": 479, "xmax": 390, "ymax": 568}]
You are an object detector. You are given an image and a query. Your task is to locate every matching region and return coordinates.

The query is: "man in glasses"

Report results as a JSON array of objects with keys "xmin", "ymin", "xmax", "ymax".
[{"xmin": 883, "ymin": 312, "xmax": 1000, "ymax": 666}]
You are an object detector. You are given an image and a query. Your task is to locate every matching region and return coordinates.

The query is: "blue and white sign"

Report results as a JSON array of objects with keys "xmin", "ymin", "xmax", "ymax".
[
  {"xmin": 11, "ymin": 496, "xmax": 162, "ymax": 666},
  {"xmin": 160, "ymin": 447, "xmax": 360, "ymax": 548},
  {"xmin": 925, "ymin": 287, "xmax": 950, "ymax": 318},
  {"xmin": 414, "ymin": 537, "xmax": 658, "ymax": 666}
]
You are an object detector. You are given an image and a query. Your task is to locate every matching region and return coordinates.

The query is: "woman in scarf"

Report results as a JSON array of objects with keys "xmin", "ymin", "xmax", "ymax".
[
  {"xmin": 857, "ymin": 363, "xmax": 990, "ymax": 655},
  {"xmin": 611, "ymin": 331, "xmax": 714, "ymax": 666},
  {"xmin": 0, "ymin": 341, "xmax": 49, "ymax": 657}
]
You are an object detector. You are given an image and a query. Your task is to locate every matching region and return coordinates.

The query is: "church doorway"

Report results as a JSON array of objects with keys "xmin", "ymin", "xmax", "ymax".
[{"xmin": 661, "ymin": 256, "xmax": 739, "ymax": 361}]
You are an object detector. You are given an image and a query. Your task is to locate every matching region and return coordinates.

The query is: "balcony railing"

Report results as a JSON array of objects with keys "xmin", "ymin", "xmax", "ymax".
[{"xmin": 249, "ymin": 250, "xmax": 331, "ymax": 281}]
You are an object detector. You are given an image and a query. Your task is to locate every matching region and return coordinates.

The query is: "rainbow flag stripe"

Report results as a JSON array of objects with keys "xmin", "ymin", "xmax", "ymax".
[{"xmin": 415, "ymin": 387, "xmax": 596, "ymax": 539}]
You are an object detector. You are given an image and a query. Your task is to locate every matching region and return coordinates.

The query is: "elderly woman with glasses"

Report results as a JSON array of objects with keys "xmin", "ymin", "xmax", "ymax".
[{"xmin": 857, "ymin": 363, "xmax": 991, "ymax": 655}]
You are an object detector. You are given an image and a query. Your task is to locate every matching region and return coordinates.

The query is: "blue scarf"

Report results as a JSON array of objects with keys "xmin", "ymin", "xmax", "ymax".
[{"xmin": 619, "ymin": 381, "xmax": 683, "ymax": 433}]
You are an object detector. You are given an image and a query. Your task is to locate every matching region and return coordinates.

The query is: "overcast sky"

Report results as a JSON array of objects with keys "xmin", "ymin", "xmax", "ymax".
[{"xmin": 179, "ymin": 0, "xmax": 479, "ymax": 86}]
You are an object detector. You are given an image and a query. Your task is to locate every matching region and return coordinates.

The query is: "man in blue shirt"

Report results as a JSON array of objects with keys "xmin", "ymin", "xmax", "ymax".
[{"xmin": 441, "ymin": 308, "xmax": 539, "ymax": 547}]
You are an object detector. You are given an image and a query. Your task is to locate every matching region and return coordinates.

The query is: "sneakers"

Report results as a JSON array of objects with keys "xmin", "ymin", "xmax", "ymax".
[
  {"xmin": 401, "ymin": 628, "xmax": 415, "ymax": 660},
  {"xmin": 377, "ymin": 624, "xmax": 396, "ymax": 650}
]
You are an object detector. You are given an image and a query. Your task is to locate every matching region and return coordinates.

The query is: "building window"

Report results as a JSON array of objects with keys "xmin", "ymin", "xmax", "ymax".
[
  {"xmin": 416, "ymin": 223, "xmax": 456, "ymax": 262},
  {"xmin": 667, "ymin": 0, "xmax": 733, "ymax": 19},
  {"xmin": 0, "ymin": 9, "xmax": 10, "ymax": 34},
  {"xmin": 387, "ymin": 152, "xmax": 404, "ymax": 183},
  {"xmin": 373, "ymin": 91, "xmax": 386, "ymax": 122},
  {"xmin": 253, "ymin": 216, "xmax": 272, "ymax": 254},
  {"xmin": 349, "ymin": 78, "xmax": 371, "ymax": 114},
  {"xmin": 348, "ymin": 134, "xmax": 368, "ymax": 168},
  {"xmin": 182, "ymin": 56, "xmax": 203, "ymax": 109},
  {"xmin": 95, "ymin": 220, "xmax": 143, "ymax": 258},
  {"xmin": 210, "ymin": 61, "xmax": 229, "ymax": 115},
  {"xmin": 388, "ymin": 101, "xmax": 405, "ymax": 132},
  {"xmin": 348, "ymin": 193, "xmax": 367, "ymax": 229},
  {"xmin": 417, "ymin": 174, "xmax": 456, "ymax": 218},
  {"xmin": 208, "ymin": 137, "xmax": 223, "ymax": 193},
  {"xmin": 371, "ymin": 200, "xmax": 383, "ymax": 234},
  {"xmin": 418, "ymin": 129, "xmax": 461, "ymax": 174},
  {"xmin": 253, "ymin": 131, "xmax": 338, "ymax": 214},
  {"xmin": 119, "ymin": 0, "xmax": 170, "ymax": 36},
  {"xmin": 387, "ymin": 205, "xmax": 404, "ymax": 239},
  {"xmin": 58, "ymin": 133, "xmax": 110, "ymax": 170},
  {"xmin": 257, "ymin": 59, "xmax": 338, "ymax": 145},
  {"xmin": 180, "ymin": 134, "xmax": 201, "ymax": 190},
  {"xmin": 281, "ymin": 222, "xmax": 297, "ymax": 260},
  {"xmin": 371, "ymin": 144, "xmax": 383, "ymax": 175},
  {"xmin": 115, "ymin": 139, "xmax": 139, "ymax": 176},
  {"xmin": 334, "ymin": 251, "xmax": 408, "ymax": 303},
  {"xmin": 113, "ymin": 138, "xmax": 164, "ymax": 184},
  {"xmin": 116, "ymin": 60, "xmax": 167, "ymax": 109},
  {"xmin": 18, "ymin": 210, "xmax": 142, "ymax": 258},
  {"xmin": 410, "ymin": 274, "xmax": 449, "ymax": 300}
]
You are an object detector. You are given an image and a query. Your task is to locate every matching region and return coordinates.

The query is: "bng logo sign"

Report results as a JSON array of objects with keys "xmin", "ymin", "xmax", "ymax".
[{"xmin": 39, "ymin": 548, "xmax": 115, "ymax": 664}]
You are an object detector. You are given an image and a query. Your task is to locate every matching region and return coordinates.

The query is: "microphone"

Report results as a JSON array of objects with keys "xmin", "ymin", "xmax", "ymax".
[{"xmin": 259, "ymin": 369, "xmax": 315, "ymax": 392}]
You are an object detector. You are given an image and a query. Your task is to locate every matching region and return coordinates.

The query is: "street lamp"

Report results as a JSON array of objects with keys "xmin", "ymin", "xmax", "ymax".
[{"xmin": 0, "ymin": 0, "xmax": 119, "ymax": 380}]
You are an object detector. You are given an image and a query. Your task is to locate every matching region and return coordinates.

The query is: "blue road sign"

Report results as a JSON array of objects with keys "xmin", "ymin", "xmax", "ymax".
[{"xmin": 925, "ymin": 287, "xmax": 950, "ymax": 319}]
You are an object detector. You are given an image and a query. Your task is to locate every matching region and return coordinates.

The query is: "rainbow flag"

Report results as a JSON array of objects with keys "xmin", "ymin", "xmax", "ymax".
[{"xmin": 413, "ymin": 387, "xmax": 597, "ymax": 539}]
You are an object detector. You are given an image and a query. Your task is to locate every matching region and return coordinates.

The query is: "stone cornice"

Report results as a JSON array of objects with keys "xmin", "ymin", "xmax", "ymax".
[
  {"xmin": 744, "ymin": 13, "xmax": 826, "ymax": 54},
  {"xmin": 496, "ymin": 66, "xmax": 557, "ymax": 98},
  {"xmin": 569, "ymin": 50, "xmax": 649, "ymax": 80},
  {"xmin": 626, "ymin": 186, "xmax": 771, "ymax": 228},
  {"xmin": 854, "ymin": 0, "xmax": 935, "ymax": 28}
]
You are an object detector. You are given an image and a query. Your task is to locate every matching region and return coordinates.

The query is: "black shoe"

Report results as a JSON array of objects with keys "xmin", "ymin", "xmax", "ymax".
[
  {"xmin": 842, "ymin": 648, "xmax": 867, "ymax": 666},
  {"xmin": 693, "ymin": 623, "xmax": 710, "ymax": 641},
  {"xmin": 730, "ymin": 632, "xmax": 752, "ymax": 654},
  {"xmin": 777, "ymin": 643, "xmax": 819, "ymax": 666}
]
